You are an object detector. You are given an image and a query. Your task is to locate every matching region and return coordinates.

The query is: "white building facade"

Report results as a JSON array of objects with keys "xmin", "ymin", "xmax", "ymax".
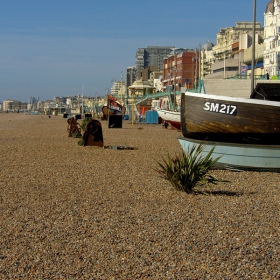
[{"xmin": 263, "ymin": 0, "xmax": 280, "ymax": 77}]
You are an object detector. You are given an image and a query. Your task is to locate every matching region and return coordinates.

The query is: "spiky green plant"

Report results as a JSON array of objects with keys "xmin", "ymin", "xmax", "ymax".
[{"xmin": 155, "ymin": 143, "xmax": 224, "ymax": 193}]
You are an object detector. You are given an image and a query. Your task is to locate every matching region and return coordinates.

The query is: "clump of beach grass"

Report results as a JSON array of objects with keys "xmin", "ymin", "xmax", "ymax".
[{"xmin": 155, "ymin": 142, "xmax": 226, "ymax": 194}]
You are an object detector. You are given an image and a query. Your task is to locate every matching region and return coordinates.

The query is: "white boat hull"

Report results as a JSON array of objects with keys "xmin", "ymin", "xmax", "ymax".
[
  {"xmin": 155, "ymin": 108, "xmax": 181, "ymax": 130},
  {"xmin": 178, "ymin": 137, "xmax": 280, "ymax": 172}
]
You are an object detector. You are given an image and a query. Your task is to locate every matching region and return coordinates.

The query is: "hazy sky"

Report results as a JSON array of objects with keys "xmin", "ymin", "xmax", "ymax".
[{"xmin": 0, "ymin": 0, "xmax": 267, "ymax": 102}]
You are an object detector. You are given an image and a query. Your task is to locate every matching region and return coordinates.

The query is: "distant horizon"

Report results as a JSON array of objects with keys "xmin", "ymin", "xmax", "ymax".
[{"xmin": 0, "ymin": 0, "xmax": 267, "ymax": 103}]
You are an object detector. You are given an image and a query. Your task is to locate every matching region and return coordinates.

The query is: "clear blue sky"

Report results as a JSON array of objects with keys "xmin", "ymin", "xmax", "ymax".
[{"xmin": 0, "ymin": 0, "xmax": 267, "ymax": 103}]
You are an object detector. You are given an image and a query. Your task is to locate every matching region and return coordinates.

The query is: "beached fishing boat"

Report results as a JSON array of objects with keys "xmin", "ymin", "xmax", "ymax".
[
  {"xmin": 179, "ymin": 84, "xmax": 280, "ymax": 171},
  {"xmin": 153, "ymin": 80, "xmax": 205, "ymax": 129},
  {"xmin": 180, "ymin": 86, "xmax": 280, "ymax": 144},
  {"xmin": 102, "ymin": 94, "xmax": 126, "ymax": 120},
  {"xmin": 178, "ymin": 137, "xmax": 280, "ymax": 172},
  {"xmin": 180, "ymin": 0, "xmax": 280, "ymax": 145},
  {"xmin": 155, "ymin": 108, "xmax": 181, "ymax": 130}
]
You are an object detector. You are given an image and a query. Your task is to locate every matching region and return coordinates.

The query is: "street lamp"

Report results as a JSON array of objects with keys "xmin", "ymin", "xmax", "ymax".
[
  {"xmin": 120, "ymin": 72, "xmax": 123, "ymax": 105},
  {"xmin": 173, "ymin": 66, "xmax": 177, "ymax": 92},
  {"xmin": 251, "ymin": 0, "xmax": 256, "ymax": 93},
  {"xmin": 192, "ymin": 50, "xmax": 199, "ymax": 89},
  {"xmin": 167, "ymin": 72, "xmax": 171, "ymax": 92}
]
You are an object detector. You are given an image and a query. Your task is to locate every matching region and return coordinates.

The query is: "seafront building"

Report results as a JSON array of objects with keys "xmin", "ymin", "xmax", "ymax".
[
  {"xmin": 125, "ymin": 66, "xmax": 137, "ymax": 98},
  {"xmin": 211, "ymin": 0, "xmax": 280, "ymax": 80},
  {"xmin": 2, "ymin": 99, "xmax": 28, "ymax": 112},
  {"xmin": 162, "ymin": 49, "xmax": 198, "ymax": 91},
  {"xmin": 135, "ymin": 46, "xmax": 174, "ymax": 79},
  {"xmin": 129, "ymin": 19, "xmax": 267, "ymax": 96},
  {"xmin": 204, "ymin": 22, "xmax": 264, "ymax": 79},
  {"xmin": 124, "ymin": 47, "xmax": 175, "ymax": 104},
  {"xmin": 243, "ymin": 43, "xmax": 265, "ymax": 77},
  {"xmin": 201, "ymin": 42, "xmax": 215, "ymax": 77},
  {"xmin": 111, "ymin": 80, "xmax": 126, "ymax": 101},
  {"xmin": 263, "ymin": 0, "xmax": 280, "ymax": 78}
]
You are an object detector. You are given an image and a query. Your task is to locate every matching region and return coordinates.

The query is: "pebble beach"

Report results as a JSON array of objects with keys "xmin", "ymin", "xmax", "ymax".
[{"xmin": 0, "ymin": 113, "xmax": 280, "ymax": 279}]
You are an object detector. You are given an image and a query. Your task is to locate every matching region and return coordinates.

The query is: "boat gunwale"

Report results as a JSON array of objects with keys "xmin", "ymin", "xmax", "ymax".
[
  {"xmin": 183, "ymin": 91, "xmax": 280, "ymax": 107},
  {"xmin": 154, "ymin": 108, "xmax": 180, "ymax": 115},
  {"xmin": 177, "ymin": 136, "xmax": 280, "ymax": 149},
  {"xmin": 178, "ymin": 136, "xmax": 280, "ymax": 172}
]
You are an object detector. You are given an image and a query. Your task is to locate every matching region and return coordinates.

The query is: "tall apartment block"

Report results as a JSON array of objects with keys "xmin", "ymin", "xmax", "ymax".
[
  {"xmin": 135, "ymin": 46, "xmax": 174, "ymax": 79},
  {"xmin": 126, "ymin": 66, "xmax": 137, "ymax": 96}
]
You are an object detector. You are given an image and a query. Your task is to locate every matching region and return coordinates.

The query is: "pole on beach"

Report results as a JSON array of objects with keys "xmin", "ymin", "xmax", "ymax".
[
  {"xmin": 81, "ymin": 84, "xmax": 84, "ymax": 119},
  {"xmin": 251, "ymin": 0, "xmax": 256, "ymax": 94},
  {"xmin": 106, "ymin": 88, "xmax": 110, "ymax": 126},
  {"xmin": 120, "ymin": 71, "xmax": 123, "ymax": 106},
  {"xmin": 131, "ymin": 91, "xmax": 134, "ymax": 125}
]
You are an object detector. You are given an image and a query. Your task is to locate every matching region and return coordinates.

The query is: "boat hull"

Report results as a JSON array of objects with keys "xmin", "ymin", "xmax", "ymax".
[
  {"xmin": 155, "ymin": 108, "xmax": 181, "ymax": 130},
  {"xmin": 178, "ymin": 137, "xmax": 280, "ymax": 172},
  {"xmin": 181, "ymin": 92, "xmax": 280, "ymax": 144},
  {"xmin": 102, "ymin": 105, "xmax": 126, "ymax": 120}
]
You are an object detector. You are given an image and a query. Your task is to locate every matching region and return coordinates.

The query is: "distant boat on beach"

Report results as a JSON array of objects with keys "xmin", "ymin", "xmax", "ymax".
[
  {"xmin": 155, "ymin": 107, "xmax": 181, "ymax": 130},
  {"xmin": 153, "ymin": 80, "xmax": 205, "ymax": 130},
  {"xmin": 102, "ymin": 94, "xmax": 126, "ymax": 120}
]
